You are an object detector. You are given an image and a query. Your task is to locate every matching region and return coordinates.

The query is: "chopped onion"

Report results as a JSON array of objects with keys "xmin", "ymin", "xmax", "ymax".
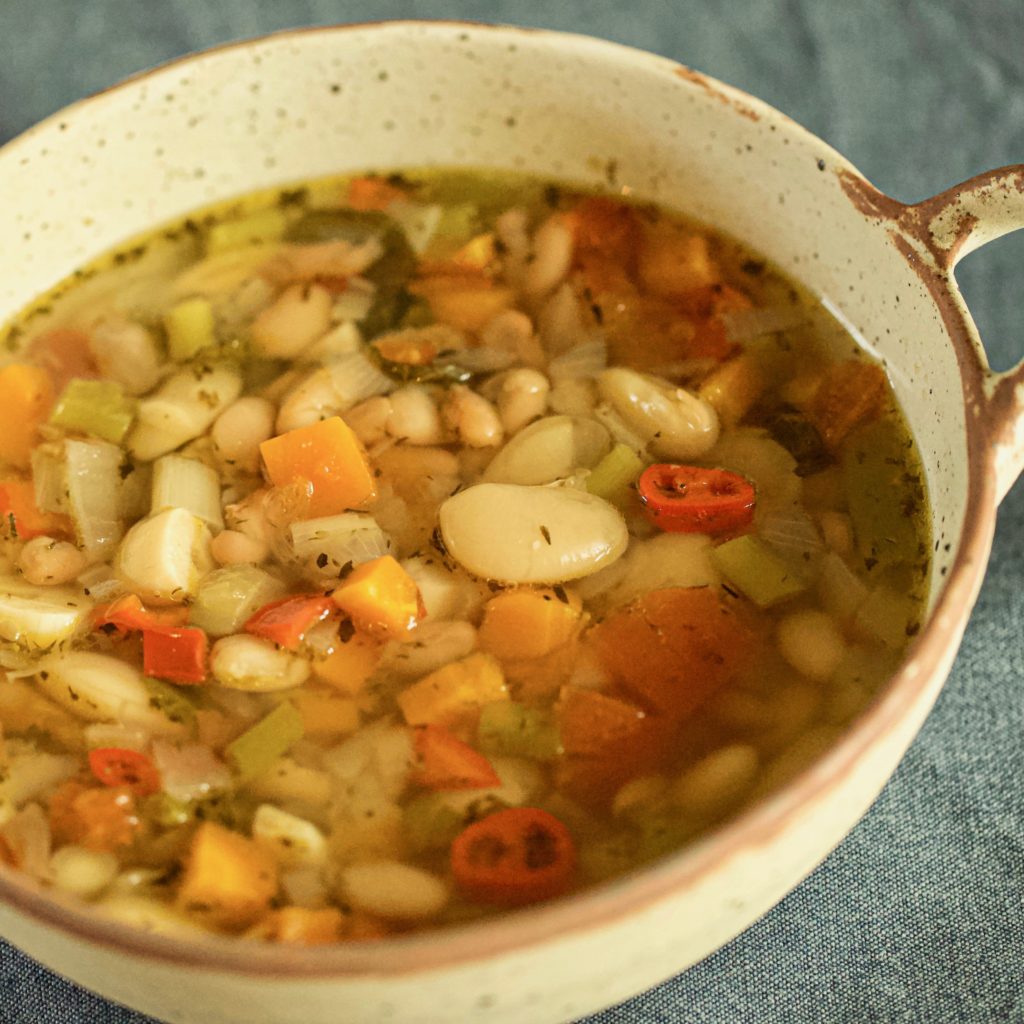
[
  {"xmin": 31, "ymin": 444, "xmax": 68, "ymax": 515},
  {"xmin": 722, "ymin": 305, "xmax": 808, "ymax": 343},
  {"xmin": 448, "ymin": 347, "xmax": 518, "ymax": 374},
  {"xmin": 758, "ymin": 503, "xmax": 825, "ymax": 561},
  {"xmin": 548, "ymin": 339, "xmax": 608, "ymax": 382},
  {"xmin": 151, "ymin": 741, "xmax": 232, "ymax": 803},
  {"xmin": 331, "ymin": 278, "xmax": 377, "ymax": 324},
  {"xmin": 65, "ymin": 438, "xmax": 125, "ymax": 561},
  {"xmin": 289, "ymin": 513, "xmax": 393, "ymax": 585},
  {"xmin": 151, "ymin": 454, "xmax": 224, "ymax": 529},
  {"xmin": 387, "ymin": 201, "xmax": 443, "ymax": 254}
]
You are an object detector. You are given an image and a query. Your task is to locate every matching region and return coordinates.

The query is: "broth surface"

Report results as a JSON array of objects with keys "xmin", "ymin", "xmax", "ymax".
[{"xmin": 0, "ymin": 170, "xmax": 929, "ymax": 942}]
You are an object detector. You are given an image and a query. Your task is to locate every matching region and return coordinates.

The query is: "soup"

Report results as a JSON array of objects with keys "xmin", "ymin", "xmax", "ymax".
[{"xmin": 0, "ymin": 170, "xmax": 929, "ymax": 943}]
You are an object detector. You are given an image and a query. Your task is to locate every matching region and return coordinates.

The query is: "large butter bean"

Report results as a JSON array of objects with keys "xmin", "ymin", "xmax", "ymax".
[
  {"xmin": 439, "ymin": 483, "xmax": 627, "ymax": 584},
  {"xmin": 483, "ymin": 415, "xmax": 610, "ymax": 486},
  {"xmin": 596, "ymin": 368, "xmax": 719, "ymax": 459}
]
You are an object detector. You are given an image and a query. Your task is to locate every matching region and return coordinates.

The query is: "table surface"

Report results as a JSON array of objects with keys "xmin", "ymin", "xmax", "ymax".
[{"xmin": 1, "ymin": 2, "xmax": 1022, "ymax": 1022}]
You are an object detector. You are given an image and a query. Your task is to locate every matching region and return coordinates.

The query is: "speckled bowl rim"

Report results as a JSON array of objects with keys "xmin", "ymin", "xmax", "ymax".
[{"xmin": 0, "ymin": 19, "xmax": 1000, "ymax": 982}]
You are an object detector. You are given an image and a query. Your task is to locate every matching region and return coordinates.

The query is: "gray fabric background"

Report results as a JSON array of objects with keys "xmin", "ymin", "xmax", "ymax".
[{"xmin": 1, "ymin": 1, "xmax": 1022, "ymax": 1021}]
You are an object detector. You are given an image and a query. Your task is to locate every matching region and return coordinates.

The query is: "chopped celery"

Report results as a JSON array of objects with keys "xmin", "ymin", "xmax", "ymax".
[
  {"xmin": 65, "ymin": 438, "xmax": 125, "ymax": 560},
  {"xmin": 854, "ymin": 584, "xmax": 922, "ymax": 649},
  {"xmin": 31, "ymin": 444, "xmax": 69, "ymax": 515},
  {"xmin": 50, "ymin": 379, "xmax": 136, "ymax": 444},
  {"xmin": 151, "ymin": 454, "xmax": 224, "ymax": 529},
  {"xmin": 226, "ymin": 700, "xmax": 304, "ymax": 780},
  {"xmin": 142, "ymin": 676, "xmax": 198, "ymax": 731},
  {"xmin": 144, "ymin": 792, "xmax": 194, "ymax": 828},
  {"xmin": 711, "ymin": 535, "xmax": 807, "ymax": 607},
  {"xmin": 402, "ymin": 792, "xmax": 466, "ymax": 854},
  {"xmin": 842, "ymin": 419, "xmax": 925, "ymax": 568},
  {"xmin": 164, "ymin": 297, "xmax": 216, "ymax": 361},
  {"xmin": 205, "ymin": 207, "xmax": 288, "ymax": 255},
  {"xmin": 189, "ymin": 565, "xmax": 288, "ymax": 637},
  {"xmin": 585, "ymin": 443, "xmax": 644, "ymax": 507},
  {"xmin": 477, "ymin": 701, "xmax": 562, "ymax": 761}
]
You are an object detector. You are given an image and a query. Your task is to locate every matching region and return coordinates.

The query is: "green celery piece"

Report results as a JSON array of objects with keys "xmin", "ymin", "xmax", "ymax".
[
  {"xmin": 189, "ymin": 565, "xmax": 288, "ymax": 637},
  {"xmin": 164, "ymin": 297, "xmax": 216, "ymax": 361},
  {"xmin": 586, "ymin": 443, "xmax": 644, "ymax": 507},
  {"xmin": 226, "ymin": 701, "xmax": 304, "ymax": 780},
  {"xmin": 142, "ymin": 676, "xmax": 198, "ymax": 732},
  {"xmin": 477, "ymin": 701, "xmax": 562, "ymax": 761},
  {"xmin": 842, "ymin": 418, "xmax": 926, "ymax": 568},
  {"xmin": 205, "ymin": 207, "xmax": 289, "ymax": 255},
  {"xmin": 402, "ymin": 792, "xmax": 466, "ymax": 854},
  {"xmin": 144, "ymin": 792, "xmax": 194, "ymax": 828},
  {"xmin": 711, "ymin": 534, "xmax": 807, "ymax": 608},
  {"xmin": 50, "ymin": 379, "xmax": 136, "ymax": 444}
]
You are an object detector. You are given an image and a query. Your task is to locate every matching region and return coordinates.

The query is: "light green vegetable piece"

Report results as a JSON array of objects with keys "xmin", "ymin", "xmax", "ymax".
[
  {"xmin": 711, "ymin": 535, "xmax": 807, "ymax": 608},
  {"xmin": 477, "ymin": 701, "xmax": 562, "ymax": 761},
  {"xmin": 50, "ymin": 379, "xmax": 136, "ymax": 444},
  {"xmin": 586, "ymin": 443, "xmax": 644, "ymax": 507},
  {"xmin": 141, "ymin": 676, "xmax": 198, "ymax": 731},
  {"xmin": 226, "ymin": 701, "xmax": 304, "ymax": 780},
  {"xmin": 402, "ymin": 792, "xmax": 466, "ymax": 854},
  {"xmin": 205, "ymin": 207, "xmax": 289, "ymax": 255},
  {"xmin": 189, "ymin": 565, "xmax": 288, "ymax": 637},
  {"xmin": 164, "ymin": 297, "xmax": 216, "ymax": 361}
]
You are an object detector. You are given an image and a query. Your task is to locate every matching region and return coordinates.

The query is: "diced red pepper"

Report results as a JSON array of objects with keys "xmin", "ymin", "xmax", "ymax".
[
  {"xmin": 93, "ymin": 594, "xmax": 190, "ymax": 636},
  {"xmin": 450, "ymin": 807, "xmax": 576, "ymax": 906},
  {"xmin": 142, "ymin": 627, "xmax": 209, "ymax": 684},
  {"xmin": 638, "ymin": 464, "xmax": 756, "ymax": 535},
  {"xmin": 245, "ymin": 595, "xmax": 336, "ymax": 651},
  {"xmin": 412, "ymin": 725, "xmax": 501, "ymax": 790},
  {"xmin": 87, "ymin": 748, "xmax": 162, "ymax": 797}
]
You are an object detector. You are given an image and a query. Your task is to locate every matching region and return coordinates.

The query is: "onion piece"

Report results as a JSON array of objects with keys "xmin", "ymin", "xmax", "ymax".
[
  {"xmin": 722, "ymin": 304, "xmax": 808, "ymax": 343},
  {"xmin": 548, "ymin": 339, "xmax": 608, "ymax": 382},
  {"xmin": 151, "ymin": 741, "xmax": 232, "ymax": 803}
]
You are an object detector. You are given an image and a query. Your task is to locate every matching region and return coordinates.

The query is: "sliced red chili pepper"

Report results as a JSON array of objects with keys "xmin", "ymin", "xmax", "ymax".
[
  {"xmin": 245, "ymin": 595, "xmax": 336, "ymax": 650},
  {"xmin": 450, "ymin": 807, "xmax": 576, "ymax": 906},
  {"xmin": 412, "ymin": 725, "xmax": 501, "ymax": 791},
  {"xmin": 93, "ymin": 594, "xmax": 190, "ymax": 635},
  {"xmin": 87, "ymin": 748, "xmax": 162, "ymax": 797},
  {"xmin": 142, "ymin": 626, "xmax": 208, "ymax": 684},
  {"xmin": 638, "ymin": 463, "xmax": 755, "ymax": 535}
]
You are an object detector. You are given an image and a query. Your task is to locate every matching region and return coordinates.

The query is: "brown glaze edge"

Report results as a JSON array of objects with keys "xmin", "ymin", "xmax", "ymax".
[{"xmin": 0, "ymin": 19, "xmax": 1004, "ymax": 984}]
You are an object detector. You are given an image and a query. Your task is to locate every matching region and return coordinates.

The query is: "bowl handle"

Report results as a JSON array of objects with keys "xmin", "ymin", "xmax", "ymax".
[{"xmin": 907, "ymin": 165, "xmax": 1024, "ymax": 504}]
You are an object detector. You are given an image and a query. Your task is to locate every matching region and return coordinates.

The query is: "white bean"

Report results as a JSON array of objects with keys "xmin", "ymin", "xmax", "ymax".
[
  {"xmin": 776, "ymin": 609, "xmax": 847, "ymax": 682},
  {"xmin": 252, "ymin": 805, "xmax": 327, "ymax": 867},
  {"xmin": 495, "ymin": 368, "xmax": 551, "ymax": 434},
  {"xmin": 224, "ymin": 490, "xmax": 273, "ymax": 556},
  {"xmin": 18, "ymin": 537, "xmax": 87, "ymax": 586},
  {"xmin": 549, "ymin": 378, "xmax": 598, "ymax": 417},
  {"xmin": 443, "ymin": 386, "xmax": 503, "ymax": 448},
  {"xmin": 380, "ymin": 619, "xmax": 478, "ymax": 678},
  {"xmin": 210, "ymin": 634, "xmax": 310, "ymax": 692},
  {"xmin": 483, "ymin": 415, "xmax": 610, "ymax": 486},
  {"xmin": 250, "ymin": 283, "xmax": 333, "ymax": 358},
  {"xmin": 211, "ymin": 397, "xmax": 276, "ymax": 473},
  {"xmin": 49, "ymin": 845, "xmax": 118, "ymax": 899},
  {"xmin": 479, "ymin": 309, "xmax": 545, "ymax": 368},
  {"xmin": 341, "ymin": 860, "xmax": 449, "ymax": 921},
  {"xmin": 523, "ymin": 213, "xmax": 574, "ymax": 297},
  {"xmin": 88, "ymin": 318, "xmax": 162, "ymax": 396},
  {"xmin": 596, "ymin": 367, "xmax": 719, "ymax": 459},
  {"xmin": 210, "ymin": 529, "xmax": 268, "ymax": 566},
  {"xmin": 439, "ymin": 483, "xmax": 628, "ymax": 584},
  {"xmin": 387, "ymin": 386, "xmax": 446, "ymax": 445},
  {"xmin": 344, "ymin": 395, "xmax": 391, "ymax": 445},
  {"xmin": 672, "ymin": 744, "xmax": 760, "ymax": 818}
]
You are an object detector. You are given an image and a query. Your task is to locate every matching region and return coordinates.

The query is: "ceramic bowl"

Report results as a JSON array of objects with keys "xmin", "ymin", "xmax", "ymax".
[{"xmin": 0, "ymin": 21, "xmax": 1021, "ymax": 1024}]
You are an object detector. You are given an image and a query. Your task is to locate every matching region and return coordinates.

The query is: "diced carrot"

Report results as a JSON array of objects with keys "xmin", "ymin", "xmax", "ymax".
[
  {"xmin": 0, "ymin": 364, "xmax": 54, "ymax": 468},
  {"xmin": 0, "ymin": 477, "xmax": 72, "ymax": 540},
  {"xmin": 397, "ymin": 652, "xmax": 508, "ymax": 732},
  {"xmin": 556, "ymin": 687, "xmax": 653, "ymax": 757},
  {"xmin": 347, "ymin": 176, "xmax": 407, "ymax": 211},
  {"xmin": 291, "ymin": 687, "xmax": 360, "ymax": 739},
  {"xmin": 27, "ymin": 327, "xmax": 97, "ymax": 393},
  {"xmin": 566, "ymin": 196, "xmax": 642, "ymax": 269},
  {"xmin": 142, "ymin": 627, "xmax": 209, "ymax": 684},
  {"xmin": 412, "ymin": 725, "xmax": 501, "ymax": 790},
  {"xmin": 478, "ymin": 587, "xmax": 583, "ymax": 662},
  {"xmin": 589, "ymin": 587, "xmax": 757, "ymax": 722},
  {"xmin": 499, "ymin": 640, "xmax": 580, "ymax": 703},
  {"xmin": 372, "ymin": 334, "xmax": 439, "ymax": 366},
  {"xmin": 93, "ymin": 594, "xmax": 190, "ymax": 635},
  {"xmin": 331, "ymin": 555, "xmax": 425, "ymax": 640},
  {"xmin": 312, "ymin": 633, "xmax": 383, "ymax": 695},
  {"xmin": 408, "ymin": 276, "xmax": 516, "ymax": 333},
  {"xmin": 806, "ymin": 360, "xmax": 888, "ymax": 450},
  {"xmin": 252, "ymin": 906, "xmax": 346, "ymax": 945},
  {"xmin": 177, "ymin": 821, "xmax": 279, "ymax": 930},
  {"xmin": 49, "ymin": 780, "xmax": 145, "ymax": 853},
  {"xmin": 419, "ymin": 233, "xmax": 498, "ymax": 277},
  {"xmin": 259, "ymin": 417, "xmax": 376, "ymax": 516},
  {"xmin": 244, "ymin": 595, "xmax": 336, "ymax": 651},
  {"xmin": 637, "ymin": 226, "xmax": 721, "ymax": 300},
  {"xmin": 596, "ymin": 292, "xmax": 698, "ymax": 371}
]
